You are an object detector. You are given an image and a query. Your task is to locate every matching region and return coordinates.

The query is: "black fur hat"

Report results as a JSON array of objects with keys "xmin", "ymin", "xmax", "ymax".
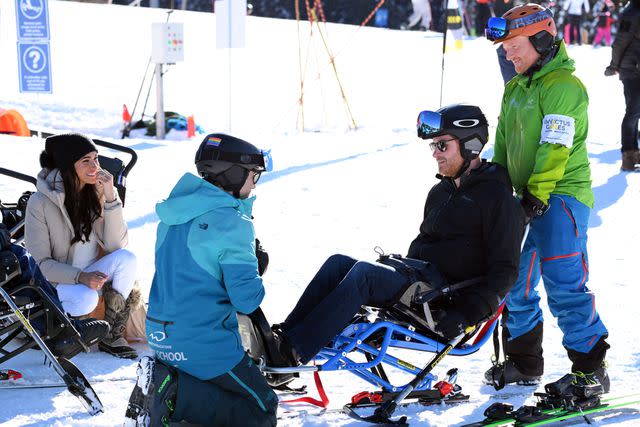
[{"xmin": 39, "ymin": 133, "xmax": 98, "ymax": 172}]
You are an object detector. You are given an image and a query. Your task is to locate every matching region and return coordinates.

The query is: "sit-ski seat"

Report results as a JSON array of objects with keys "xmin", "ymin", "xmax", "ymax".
[{"xmin": 360, "ymin": 274, "xmax": 487, "ymax": 348}]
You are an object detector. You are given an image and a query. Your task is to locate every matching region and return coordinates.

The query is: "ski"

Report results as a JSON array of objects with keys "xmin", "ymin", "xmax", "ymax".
[
  {"xmin": 278, "ymin": 390, "xmax": 469, "ymax": 422},
  {"xmin": 461, "ymin": 393, "xmax": 640, "ymax": 427},
  {"xmin": 0, "ymin": 376, "xmax": 134, "ymax": 390}
]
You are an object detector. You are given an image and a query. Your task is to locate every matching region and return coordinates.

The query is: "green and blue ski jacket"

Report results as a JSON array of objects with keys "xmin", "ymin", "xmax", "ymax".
[
  {"xmin": 492, "ymin": 41, "xmax": 594, "ymax": 208},
  {"xmin": 146, "ymin": 173, "xmax": 264, "ymax": 380}
]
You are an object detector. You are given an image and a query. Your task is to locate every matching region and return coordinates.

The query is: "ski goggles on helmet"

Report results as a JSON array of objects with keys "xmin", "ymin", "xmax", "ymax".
[
  {"xmin": 485, "ymin": 9, "xmax": 553, "ymax": 42},
  {"xmin": 223, "ymin": 148, "xmax": 273, "ymax": 173},
  {"xmin": 417, "ymin": 110, "xmax": 444, "ymax": 140}
]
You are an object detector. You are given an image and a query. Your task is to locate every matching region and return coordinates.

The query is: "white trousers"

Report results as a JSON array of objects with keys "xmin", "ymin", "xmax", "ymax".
[{"xmin": 56, "ymin": 248, "xmax": 137, "ymax": 317}]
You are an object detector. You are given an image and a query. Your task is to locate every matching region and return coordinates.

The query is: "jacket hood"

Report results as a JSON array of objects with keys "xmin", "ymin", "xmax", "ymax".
[
  {"xmin": 515, "ymin": 41, "xmax": 574, "ymax": 87},
  {"xmin": 156, "ymin": 173, "xmax": 255, "ymax": 225},
  {"xmin": 439, "ymin": 160, "xmax": 513, "ymax": 190},
  {"xmin": 35, "ymin": 168, "xmax": 67, "ymax": 210},
  {"xmin": 460, "ymin": 160, "xmax": 513, "ymax": 189}
]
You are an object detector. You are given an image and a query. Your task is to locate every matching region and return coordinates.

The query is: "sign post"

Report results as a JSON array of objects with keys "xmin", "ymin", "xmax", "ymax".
[
  {"xmin": 151, "ymin": 22, "xmax": 184, "ymax": 140},
  {"xmin": 216, "ymin": 0, "xmax": 247, "ymax": 132},
  {"xmin": 15, "ymin": 0, "xmax": 52, "ymax": 94}
]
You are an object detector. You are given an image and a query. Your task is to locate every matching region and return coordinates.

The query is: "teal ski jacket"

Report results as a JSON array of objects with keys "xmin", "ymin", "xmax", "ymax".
[{"xmin": 146, "ymin": 173, "xmax": 265, "ymax": 380}]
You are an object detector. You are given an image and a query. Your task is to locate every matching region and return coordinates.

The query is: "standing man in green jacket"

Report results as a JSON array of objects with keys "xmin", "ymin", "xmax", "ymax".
[{"xmin": 483, "ymin": 4, "xmax": 610, "ymax": 392}]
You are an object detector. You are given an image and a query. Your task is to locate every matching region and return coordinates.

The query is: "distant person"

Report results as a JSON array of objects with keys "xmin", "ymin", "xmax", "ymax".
[
  {"xmin": 592, "ymin": 0, "xmax": 616, "ymax": 47},
  {"xmin": 476, "ymin": 0, "xmax": 494, "ymax": 36},
  {"xmin": 271, "ymin": 105, "xmax": 525, "ymax": 368},
  {"xmin": 25, "ymin": 133, "xmax": 139, "ymax": 359},
  {"xmin": 485, "ymin": 4, "xmax": 610, "ymax": 392},
  {"xmin": 604, "ymin": 0, "xmax": 640, "ymax": 171},
  {"xmin": 406, "ymin": 0, "xmax": 433, "ymax": 30},
  {"xmin": 496, "ymin": 45, "xmax": 518, "ymax": 83},
  {"xmin": 563, "ymin": 0, "xmax": 590, "ymax": 45},
  {"xmin": 125, "ymin": 134, "xmax": 277, "ymax": 427}
]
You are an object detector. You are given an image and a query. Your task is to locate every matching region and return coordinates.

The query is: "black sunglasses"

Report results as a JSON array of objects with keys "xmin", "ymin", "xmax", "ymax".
[
  {"xmin": 428, "ymin": 139, "xmax": 456, "ymax": 153},
  {"xmin": 252, "ymin": 169, "xmax": 262, "ymax": 184}
]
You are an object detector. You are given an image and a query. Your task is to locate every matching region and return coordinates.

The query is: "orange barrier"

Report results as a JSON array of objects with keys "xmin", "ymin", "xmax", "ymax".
[{"xmin": 0, "ymin": 109, "xmax": 30, "ymax": 136}]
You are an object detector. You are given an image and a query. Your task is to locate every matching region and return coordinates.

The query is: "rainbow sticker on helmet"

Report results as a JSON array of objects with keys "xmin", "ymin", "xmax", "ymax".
[{"xmin": 206, "ymin": 136, "xmax": 222, "ymax": 146}]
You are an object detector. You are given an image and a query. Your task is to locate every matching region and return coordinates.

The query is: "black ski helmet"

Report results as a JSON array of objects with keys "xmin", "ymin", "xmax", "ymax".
[
  {"xmin": 195, "ymin": 133, "xmax": 267, "ymax": 198},
  {"xmin": 417, "ymin": 103, "xmax": 489, "ymax": 161}
]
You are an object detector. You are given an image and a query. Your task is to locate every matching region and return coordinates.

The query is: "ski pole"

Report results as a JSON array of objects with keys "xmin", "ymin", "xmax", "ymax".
[{"xmin": 439, "ymin": 0, "xmax": 450, "ymax": 107}]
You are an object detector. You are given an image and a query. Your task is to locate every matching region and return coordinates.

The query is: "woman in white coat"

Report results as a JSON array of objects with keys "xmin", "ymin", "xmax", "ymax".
[{"xmin": 25, "ymin": 133, "xmax": 138, "ymax": 359}]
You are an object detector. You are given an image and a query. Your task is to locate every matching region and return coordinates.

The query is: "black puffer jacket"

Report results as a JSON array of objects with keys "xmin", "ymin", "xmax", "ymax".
[
  {"xmin": 610, "ymin": 0, "xmax": 640, "ymax": 79},
  {"xmin": 407, "ymin": 161, "xmax": 525, "ymax": 326}
]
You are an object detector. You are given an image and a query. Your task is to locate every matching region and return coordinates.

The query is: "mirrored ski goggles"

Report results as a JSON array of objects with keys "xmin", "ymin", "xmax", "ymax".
[
  {"xmin": 429, "ymin": 139, "xmax": 456, "ymax": 153},
  {"xmin": 485, "ymin": 9, "xmax": 553, "ymax": 41},
  {"xmin": 417, "ymin": 110, "xmax": 443, "ymax": 139},
  {"xmin": 262, "ymin": 149, "xmax": 273, "ymax": 172}
]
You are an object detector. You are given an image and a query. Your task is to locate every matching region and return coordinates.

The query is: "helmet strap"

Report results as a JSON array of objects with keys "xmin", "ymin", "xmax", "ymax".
[
  {"xmin": 453, "ymin": 158, "xmax": 472, "ymax": 180},
  {"xmin": 524, "ymin": 42, "xmax": 558, "ymax": 88}
]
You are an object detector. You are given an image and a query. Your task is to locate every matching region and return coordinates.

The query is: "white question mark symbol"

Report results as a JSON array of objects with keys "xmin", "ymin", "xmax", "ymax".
[{"xmin": 28, "ymin": 50, "xmax": 41, "ymax": 70}]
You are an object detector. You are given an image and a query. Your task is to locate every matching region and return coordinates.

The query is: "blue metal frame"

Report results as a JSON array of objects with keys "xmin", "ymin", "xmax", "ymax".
[{"xmin": 310, "ymin": 316, "xmax": 499, "ymax": 393}]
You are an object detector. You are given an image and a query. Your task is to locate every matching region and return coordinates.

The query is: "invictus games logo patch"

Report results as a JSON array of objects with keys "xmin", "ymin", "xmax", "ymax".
[{"xmin": 540, "ymin": 114, "xmax": 575, "ymax": 148}]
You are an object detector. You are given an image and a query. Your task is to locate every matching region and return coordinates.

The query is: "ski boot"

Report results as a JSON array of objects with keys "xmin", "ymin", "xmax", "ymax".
[
  {"xmin": 573, "ymin": 363, "xmax": 610, "ymax": 394},
  {"xmin": 49, "ymin": 318, "xmax": 110, "ymax": 359},
  {"xmin": 124, "ymin": 356, "xmax": 155, "ymax": 427},
  {"xmin": 484, "ymin": 359, "xmax": 542, "ymax": 387}
]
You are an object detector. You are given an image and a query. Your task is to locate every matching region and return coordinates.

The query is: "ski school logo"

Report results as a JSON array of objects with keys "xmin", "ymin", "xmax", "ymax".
[
  {"xmin": 148, "ymin": 331, "xmax": 166, "ymax": 342},
  {"xmin": 453, "ymin": 119, "xmax": 480, "ymax": 128}
]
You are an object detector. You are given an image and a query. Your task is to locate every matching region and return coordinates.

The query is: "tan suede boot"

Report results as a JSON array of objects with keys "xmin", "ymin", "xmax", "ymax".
[
  {"xmin": 99, "ymin": 285, "xmax": 139, "ymax": 359},
  {"xmin": 621, "ymin": 150, "xmax": 640, "ymax": 172}
]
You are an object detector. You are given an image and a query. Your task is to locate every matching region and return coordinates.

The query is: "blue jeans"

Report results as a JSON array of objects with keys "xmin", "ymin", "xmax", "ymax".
[
  {"xmin": 281, "ymin": 254, "xmax": 409, "ymax": 363},
  {"xmin": 506, "ymin": 195, "xmax": 608, "ymax": 355}
]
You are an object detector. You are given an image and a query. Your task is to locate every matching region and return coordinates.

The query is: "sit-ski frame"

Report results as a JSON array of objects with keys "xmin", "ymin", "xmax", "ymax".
[{"xmin": 263, "ymin": 305, "xmax": 504, "ymax": 424}]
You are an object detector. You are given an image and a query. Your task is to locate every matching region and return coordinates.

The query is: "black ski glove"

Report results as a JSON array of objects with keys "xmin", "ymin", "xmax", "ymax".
[
  {"xmin": 0, "ymin": 224, "xmax": 10, "ymax": 250},
  {"xmin": 255, "ymin": 238, "xmax": 269, "ymax": 276},
  {"xmin": 604, "ymin": 66, "xmax": 618, "ymax": 77},
  {"xmin": 521, "ymin": 188, "xmax": 549, "ymax": 224},
  {"xmin": 436, "ymin": 310, "xmax": 468, "ymax": 341}
]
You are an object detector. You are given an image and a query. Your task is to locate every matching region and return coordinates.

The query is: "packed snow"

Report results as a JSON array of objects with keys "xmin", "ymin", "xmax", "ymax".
[{"xmin": 0, "ymin": 1, "xmax": 639, "ymax": 426}]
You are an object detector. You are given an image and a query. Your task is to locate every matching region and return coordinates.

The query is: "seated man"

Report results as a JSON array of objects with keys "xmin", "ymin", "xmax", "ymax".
[
  {"xmin": 0, "ymin": 224, "xmax": 109, "ymax": 359},
  {"xmin": 273, "ymin": 104, "xmax": 526, "ymax": 366}
]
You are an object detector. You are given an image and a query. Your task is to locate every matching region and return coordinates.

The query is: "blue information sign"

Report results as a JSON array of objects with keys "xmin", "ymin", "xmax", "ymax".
[
  {"xmin": 17, "ymin": 42, "xmax": 52, "ymax": 93},
  {"xmin": 15, "ymin": 0, "xmax": 50, "ymax": 40}
]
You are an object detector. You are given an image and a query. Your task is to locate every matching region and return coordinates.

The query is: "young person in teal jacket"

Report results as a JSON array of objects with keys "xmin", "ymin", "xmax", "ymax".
[
  {"xmin": 484, "ymin": 4, "xmax": 610, "ymax": 393},
  {"xmin": 125, "ymin": 134, "xmax": 276, "ymax": 427}
]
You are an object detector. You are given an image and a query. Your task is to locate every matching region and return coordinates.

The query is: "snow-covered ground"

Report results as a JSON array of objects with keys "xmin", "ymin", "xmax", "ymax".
[{"xmin": 1, "ymin": 1, "xmax": 639, "ymax": 426}]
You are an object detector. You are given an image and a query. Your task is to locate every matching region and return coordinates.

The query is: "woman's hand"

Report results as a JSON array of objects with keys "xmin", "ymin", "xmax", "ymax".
[
  {"xmin": 95, "ymin": 168, "xmax": 116, "ymax": 201},
  {"xmin": 78, "ymin": 271, "xmax": 109, "ymax": 290}
]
